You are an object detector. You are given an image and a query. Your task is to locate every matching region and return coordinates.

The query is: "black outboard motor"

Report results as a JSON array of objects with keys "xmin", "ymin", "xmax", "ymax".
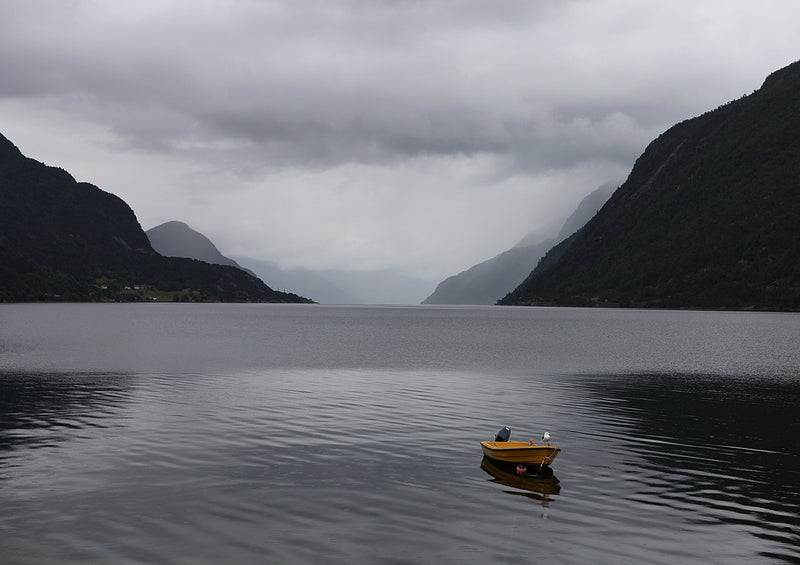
[{"xmin": 495, "ymin": 426, "xmax": 511, "ymax": 442}]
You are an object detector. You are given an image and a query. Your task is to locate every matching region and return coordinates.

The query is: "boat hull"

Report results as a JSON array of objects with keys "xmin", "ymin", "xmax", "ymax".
[{"xmin": 480, "ymin": 441, "xmax": 560, "ymax": 466}]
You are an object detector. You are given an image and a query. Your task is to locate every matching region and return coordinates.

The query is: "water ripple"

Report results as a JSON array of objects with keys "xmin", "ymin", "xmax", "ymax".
[{"xmin": 1, "ymin": 362, "xmax": 799, "ymax": 562}]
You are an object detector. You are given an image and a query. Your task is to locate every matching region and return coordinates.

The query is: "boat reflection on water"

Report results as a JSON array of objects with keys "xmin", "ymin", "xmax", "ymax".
[{"xmin": 480, "ymin": 456, "xmax": 561, "ymax": 507}]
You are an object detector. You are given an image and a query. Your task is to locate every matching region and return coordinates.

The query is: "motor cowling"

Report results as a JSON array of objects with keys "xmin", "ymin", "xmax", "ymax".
[{"xmin": 494, "ymin": 426, "xmax": 511, "ymax": 442}]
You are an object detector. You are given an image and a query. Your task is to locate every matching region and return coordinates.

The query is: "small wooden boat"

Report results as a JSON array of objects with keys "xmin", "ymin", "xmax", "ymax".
[{"xmin": 480, "ymin": 426, "xmax": 560, "ymax": 467}]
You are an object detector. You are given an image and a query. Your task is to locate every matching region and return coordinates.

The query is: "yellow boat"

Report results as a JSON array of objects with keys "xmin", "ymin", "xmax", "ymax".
[{"xmin": 480, "ymin": 426, "xmax": 560, "ymax": 467}]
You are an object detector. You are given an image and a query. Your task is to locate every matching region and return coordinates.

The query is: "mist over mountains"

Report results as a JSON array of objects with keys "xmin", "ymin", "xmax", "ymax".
[
  {"xmin": 0, "ymin": 134, "xmax": 308, "ymax": 303},
  {"xmin": 423, "ymin": 183, "xmax": 616, "ymax": 305},
  {"xmin": 148, "ymin": 193, "xmax": 618, "ymax": 305},
  {"xmin": 4, "ymin": 57, "xmax": 800, "ymax": 310},
  {"xmin": 235, "ymin": 255, "xmax": 439, "ymax": 304},
  {"xmin": 501, "ymin": 59, "xmax": 800, "ymax": 310},
  {"xmin": 146, "ymin": 221, "xmax": 435, "ymax": 304},
  {"xmin": 146, "ymin": 221, "xmax": 248, "ymax": 271}
]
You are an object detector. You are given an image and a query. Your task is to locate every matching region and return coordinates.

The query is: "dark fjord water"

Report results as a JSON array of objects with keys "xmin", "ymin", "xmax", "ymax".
[{"xmin": 1, "ymin": 304, "xmax": 798, "ymax": 564}]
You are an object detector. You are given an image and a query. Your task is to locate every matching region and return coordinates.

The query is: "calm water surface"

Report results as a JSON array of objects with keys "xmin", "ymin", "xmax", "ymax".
[{"xmin": 1, "ymin": 304, "xmax": 798, "ymax": 564}]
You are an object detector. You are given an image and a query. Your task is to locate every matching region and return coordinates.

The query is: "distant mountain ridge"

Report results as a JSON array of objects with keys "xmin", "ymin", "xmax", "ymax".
[
  {"xmin": 500, "ymin": 60, "xmax": 800, "ymax": 310},
  {"xmin": 0, "ymin": 133, "xmax": 309, "ymax": 303},
  {"xmin": 233, "ymin": 258, "xmax": 436, "ymax": 305},
  {"xmin": 147, "ymin": 221, "xmax": 435, "ymax": 304},
  {"xmin": 231, "ymin": 257, "xmax": 359, "ymax": 304},
  {"xmin": 146, "ymin": 221, "xmax": 260, "ymax": 280},
  {"xmin": 147, "ymin": 221, "xmax": 242, "ymax": 267},
  {"xmin": 422, "ymin": 239, "xmax": 555, "ymax": 305},
  {"xmin": 423, "ymin": 183, "xmax": 615, "ymax": 304}
]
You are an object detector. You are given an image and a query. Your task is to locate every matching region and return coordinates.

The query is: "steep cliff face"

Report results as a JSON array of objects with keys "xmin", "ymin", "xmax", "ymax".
[
  {"xmin": 0, "ymin": 133, "xmax": 310, "ymax": 302},
  {"xmin": 500, "ymin": 60, "xmax": 800, "ymax": 310}
]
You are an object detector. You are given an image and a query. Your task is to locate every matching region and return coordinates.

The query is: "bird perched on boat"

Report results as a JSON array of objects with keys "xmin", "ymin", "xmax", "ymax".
[{"xmin": 542, "ymin": 431, "xmax": 551, "ymax": 445}]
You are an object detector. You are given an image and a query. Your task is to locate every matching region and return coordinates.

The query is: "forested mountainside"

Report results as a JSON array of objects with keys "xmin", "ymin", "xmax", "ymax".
[
  {"xmin": 0, "ymin": 133, "xmax": 310, "ymax": 303},
  {"xmin": 500, "ymin": 60, "xmax": 800, "ymax": 310}
]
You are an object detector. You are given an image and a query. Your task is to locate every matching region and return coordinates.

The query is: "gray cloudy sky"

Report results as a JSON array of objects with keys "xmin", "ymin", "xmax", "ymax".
[{"xmin": 1, "ymin": 1, "xmax": 798, "ymax": 281}]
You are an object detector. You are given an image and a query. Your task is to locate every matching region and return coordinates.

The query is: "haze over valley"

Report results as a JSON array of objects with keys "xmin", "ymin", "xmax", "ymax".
[{"xmin": 3, "ymin": 1, "xmax": 799, "ymax": 297}]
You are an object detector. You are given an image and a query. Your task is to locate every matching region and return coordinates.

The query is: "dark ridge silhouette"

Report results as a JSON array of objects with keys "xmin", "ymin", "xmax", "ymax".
[
  {"xmin": 0, "ymin": 133, "xmax": 311, "ymax": 303},
  {"xmin": 500, "ymin": 60, "xmax": 800, "ymax": 310}
]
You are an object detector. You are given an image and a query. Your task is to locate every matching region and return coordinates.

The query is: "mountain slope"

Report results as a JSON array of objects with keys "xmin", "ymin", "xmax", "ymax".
[
  {"xmin": 0, "ymin": 133, "xmax": 309, "ymax": 303},
  {"xmin": 232, "ymin": 257, "xmax": 358, "ymax": 304},
  {"xmin": 147, "ymin": 221, "xmax": 241, "ymax": 267},
  {"xmin": 144, "ymin": 220, "xmax": 434, "ymax": 305},
  {"xmin": 500, "ymin": 60, "xmax": 800, "ymax": 310},
  {"xmin": 145, "ymin": 222, "xmax": 375, "ymax": 303},
  {"xmin": 423, "ymin": 183, "xmax": 614, "ymax": 305},
  {"xmin": 422, "ymin": 239, "xmax": 555, "ymax": 305},
  {"xmin": 146, "ymin": 221, "xmax": 260, "ymax": 280}
]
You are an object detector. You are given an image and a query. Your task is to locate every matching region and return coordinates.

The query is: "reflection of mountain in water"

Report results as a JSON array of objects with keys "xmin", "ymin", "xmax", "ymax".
[
  {"xmin": 0, "ymin": 372, "xmax": 133, "ymax": 454},
  {"xmin": 480, "ymin": 456, "xmax": 560, "ymax": 507},
  {"xmin": 576, "ymin": 373, "xmax": 800, "ymax": 559}
]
